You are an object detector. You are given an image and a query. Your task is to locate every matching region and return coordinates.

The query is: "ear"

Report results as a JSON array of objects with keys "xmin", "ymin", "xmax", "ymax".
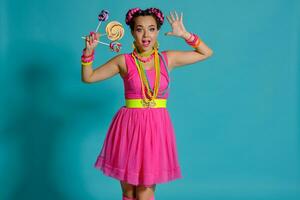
[{"xmin": 156, "ymin": 29, "xmax": 160, "ymax": 36}]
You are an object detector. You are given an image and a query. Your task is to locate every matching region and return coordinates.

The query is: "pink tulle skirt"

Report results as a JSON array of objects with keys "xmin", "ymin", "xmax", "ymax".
[{"xmin": 94, "ymin": 106, "xmax": 182, "ymax": 186}]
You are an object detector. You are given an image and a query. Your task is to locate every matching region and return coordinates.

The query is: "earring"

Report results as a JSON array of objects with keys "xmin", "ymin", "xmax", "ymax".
[
  {"xmin": 132, "ymin": 41, "xmax": 137, "ymax": 50},
  {"xmin": 154, "ymin": 41, "xmax": 159, "ymax": 49}
]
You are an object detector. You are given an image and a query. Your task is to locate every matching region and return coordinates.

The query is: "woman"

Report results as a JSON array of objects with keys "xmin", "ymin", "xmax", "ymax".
[{"xmin": 81, "ymin": 7, "xmax": 213, "ymax": 200}]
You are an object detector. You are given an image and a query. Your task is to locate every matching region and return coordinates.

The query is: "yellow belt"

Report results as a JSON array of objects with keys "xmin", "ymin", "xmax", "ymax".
[{"xmin": 125, "ymin": 98, "xmax": 167, "ymax": 108}]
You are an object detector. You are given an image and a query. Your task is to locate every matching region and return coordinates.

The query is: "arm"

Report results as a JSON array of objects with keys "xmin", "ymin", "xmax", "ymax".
[
  {"xmin": 81, "ymin": 54, "xmax": 123, "ymax": 83},
  {"xmin": 165, "ymin": 11, "xmax": 214, "ymax": 70},
  {"xmin": 81, "ymin": 32, "xmax": 123, "ymax": 83}
]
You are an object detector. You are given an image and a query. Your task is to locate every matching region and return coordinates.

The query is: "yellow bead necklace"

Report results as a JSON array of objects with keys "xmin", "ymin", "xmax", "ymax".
[{"xmin": 131, "ymin": 47, "xmax": 161, "ymax": 106}]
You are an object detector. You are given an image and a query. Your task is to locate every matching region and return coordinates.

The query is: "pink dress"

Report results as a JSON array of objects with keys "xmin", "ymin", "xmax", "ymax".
[{"xmin": 94, "ymin": 51, "xmax": 182, "ymax": 186}]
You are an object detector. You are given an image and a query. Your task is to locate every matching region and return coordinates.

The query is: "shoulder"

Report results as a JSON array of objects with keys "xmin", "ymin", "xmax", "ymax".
[
  {"xmin": 110, "ymin": 53, "xmax": 128, "ymax": 68},
  {"xmin": 159, "ymin": 50, "xmax": 169, "ymax": 65},
  {"xmin": 114, "ymin": 53, "xmax": 130, "ymax": 77},
  {"xmin": 114, "ymin": 53, "xmax": 126, "ymax": 62},
  {"xmin": 160, "ymin": 50, "xmax": 179, "ymax": 62},
  {"xmin": 160, "ymin": 50, "xmax": 175, "ymax": 71}
]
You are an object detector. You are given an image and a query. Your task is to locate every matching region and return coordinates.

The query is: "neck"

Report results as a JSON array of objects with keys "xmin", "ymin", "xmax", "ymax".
[
  {"xmin": 136, "ymin": 47, "xmax": 153, "ymax": 54},
  {"xmin": 135, "ymin": 48, "xmax": 155, "ymax": 57}
]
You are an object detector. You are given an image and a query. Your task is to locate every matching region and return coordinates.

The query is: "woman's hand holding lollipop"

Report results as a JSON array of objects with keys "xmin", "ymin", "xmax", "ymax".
[{"xmin": 83, "ymin": 32, "xmax": 101, "ymax": 56}]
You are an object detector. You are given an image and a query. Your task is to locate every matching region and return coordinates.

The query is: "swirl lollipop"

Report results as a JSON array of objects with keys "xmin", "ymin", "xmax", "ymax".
[
  {"xmin": 95, "ymin": 10, "xmax": 109, "ymax": 32},
  {"xmin": 109, "ymin": 41, "xmax": 122, "ymax": 52},
  {"xmin": 106, "ymin": 21, "xmax": 124, "ymax": 41}
]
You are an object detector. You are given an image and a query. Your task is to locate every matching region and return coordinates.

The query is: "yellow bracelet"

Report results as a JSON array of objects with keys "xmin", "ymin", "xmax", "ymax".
[{"xmin": 81, "ymin": 61, "xmax": 93, "ymax": 66}]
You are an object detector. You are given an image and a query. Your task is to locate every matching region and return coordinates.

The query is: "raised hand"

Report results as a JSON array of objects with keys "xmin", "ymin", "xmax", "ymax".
[
  {"xmin": 84, "ymin": 32, "xmax": 100, "ymax": 56},
  {"xmin": 165, "ymin": 11, "xmax": 188, "ymax": 38}
]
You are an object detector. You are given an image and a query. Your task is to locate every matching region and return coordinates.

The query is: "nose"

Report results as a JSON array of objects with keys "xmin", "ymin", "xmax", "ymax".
[{"xmin": 143, "ymin": 30, "xmax": 149, "ymax": 37}]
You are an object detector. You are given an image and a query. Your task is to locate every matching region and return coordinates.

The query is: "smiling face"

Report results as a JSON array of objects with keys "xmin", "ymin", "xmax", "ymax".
[{"xmin": 131, "ymin": 15, "xmax": 160, "ymax": 53}]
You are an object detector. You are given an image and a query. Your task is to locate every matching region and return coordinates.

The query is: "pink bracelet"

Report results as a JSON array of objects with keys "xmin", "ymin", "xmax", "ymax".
[
  {"xmin": 185, "ymin": 33, "xmax": 201, "ymax": 48},
  {"xmin": 185, "ymin": 33, "xmax": 193, "ymax": 42},
  {"xmin": 81, "ymin": 48, "xmax": 95, "ymax": 63},
  {"xmin": 82, "ymin": 48, "xmax": 94, "ymax": 57},
  {"xmin": 185, "ymin": 33, "xmax": 198, "ymax": 45},
  {"xmin": 81, "ymin": 55, "xmax": 94, "ymax": 63}
]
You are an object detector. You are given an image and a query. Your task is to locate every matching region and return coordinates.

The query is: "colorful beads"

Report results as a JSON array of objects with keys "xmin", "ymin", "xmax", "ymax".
[{"xmin": 81, "ymin": 48, "xmax": 95, "ymax": 66}]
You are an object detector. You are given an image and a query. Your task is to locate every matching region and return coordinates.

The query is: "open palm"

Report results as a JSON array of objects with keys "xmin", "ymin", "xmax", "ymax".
[{"xmin": 165, "ymin": 11, "xmax": 187, "ymax": 37}]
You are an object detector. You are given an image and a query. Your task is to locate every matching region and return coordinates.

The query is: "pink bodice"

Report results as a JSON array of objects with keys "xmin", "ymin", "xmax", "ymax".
[{"xmin": 122, "ymin": 51, "xmax": 170, "ymax": 99}]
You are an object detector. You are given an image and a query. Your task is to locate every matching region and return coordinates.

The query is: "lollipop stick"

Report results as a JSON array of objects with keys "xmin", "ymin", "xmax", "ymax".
[
  {"xmin": 95, "ymin": 21, "xmax": 102, "ymax": 32},
  {"xmin": 81, "ymin": 36, "xmax": 109, "ymax": 46}
]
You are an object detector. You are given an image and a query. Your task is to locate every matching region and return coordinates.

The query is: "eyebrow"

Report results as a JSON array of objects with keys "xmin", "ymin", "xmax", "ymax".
[{"xmin": 136, "ymin": 24, "xmax": 156, "ymax": 28}]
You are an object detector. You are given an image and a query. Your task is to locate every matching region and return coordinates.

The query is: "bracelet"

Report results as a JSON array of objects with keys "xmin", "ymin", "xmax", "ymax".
[
  {"xmin": 185, "ymin": 33, "xmax": 197, "ymax": 44},
  {"xmin": 186, "ymin": 33, "xmax": 198, "ymax": 44},
  {"xmin": 185, "ymin": 33, "xmax": 201, "ymax": 48},
  {"xmin": 192, "ymin": 38, "xmax": 201, "ymax": 48},
  {"xmin": 81, "ymin": 54, "xmax": 95, "ymax": 62},
  {"xmin": 82, "ymin": 48, "xmax": 94, "ymax": 58},
  {"xmin": 81, "ymin": 61, "xmax": 93, "ymax": 66},
  {"xmin": 185, "ymin": 32, "xmax": 193, "ymax": 42},
  {"xmin": 81, "ymin": 48, "xmax": 95, "ymax": 63},
  {"xmin": 82, "ymin": 53, "xmax": 94, "ymax": 58}
]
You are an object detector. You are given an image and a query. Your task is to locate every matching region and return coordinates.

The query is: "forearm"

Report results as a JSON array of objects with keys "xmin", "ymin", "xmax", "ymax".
[
  {"xmin": 181, "ymin": 31, "xmax": 213, "ymax": 56},
  {"xmin": 81, "ymin": 49, "xmax": 94, "ymax": 83},
  {"xmin": 81, "ymin": 63, "xmax": 94, "ymax": 83}
]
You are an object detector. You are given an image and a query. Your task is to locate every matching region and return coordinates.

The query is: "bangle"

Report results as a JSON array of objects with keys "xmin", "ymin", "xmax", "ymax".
[
  {"xmin": 81, "ymin": 54, "xmax": 95, "ymax": 62},
  {"xmin": 185, "ymin": 32, "xmax": 193, "ymax": 42},
  {"xmin": 185, "ymin": 33, "xmax": 197, "ymax": 44},
  {"xmin": 82, "ymin": 53, "xmax": 94, "ymax": 58},
  {"xmin": 81, "ymin": 61, "xmax": 93, "ymax": 66},
  {"xmin": 81, "ymin": 48, "xmax": 95, "ymax": 63},
  {"xmin": 185, "ymin": 33, "xmax": 202, "ymax": 48},
  {"xmin": 82, "ymin": 48, "xmax": 94, "ymax": 58},
  {"xmin": 192, "ymin": 38, "xmax": 201, "ymax": 48}
]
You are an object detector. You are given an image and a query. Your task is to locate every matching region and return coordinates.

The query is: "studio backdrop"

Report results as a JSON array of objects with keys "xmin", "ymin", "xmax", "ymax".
[{"xmin": 0, "ymin": 0, "xmax": 299, "ymax": 200}]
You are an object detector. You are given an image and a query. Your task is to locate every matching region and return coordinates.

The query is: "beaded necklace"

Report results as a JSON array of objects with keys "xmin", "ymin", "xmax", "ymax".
[
  {"xmin": 133, "ymin": 49, "xmax": 154, "ymax": 63},
  {"xmin": 131, "ymin": 47, "xmax": 170, "ymax": 105}
]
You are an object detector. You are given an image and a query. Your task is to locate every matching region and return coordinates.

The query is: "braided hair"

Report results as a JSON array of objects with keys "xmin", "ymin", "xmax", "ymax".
[{"xmin": 125, "ymin": 7, "xmax": 164, "ymax": 31}]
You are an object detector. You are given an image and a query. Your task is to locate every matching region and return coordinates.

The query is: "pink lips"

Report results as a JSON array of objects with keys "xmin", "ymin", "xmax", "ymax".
[{"xmin": 142, "ymin": 39, "xmax": 151, "ymax": 47}]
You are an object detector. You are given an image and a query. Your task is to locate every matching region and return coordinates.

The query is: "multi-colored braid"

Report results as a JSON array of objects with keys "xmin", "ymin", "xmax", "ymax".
[
  {"xmin": 145, "ymin": 8, "xmax": 164, "ymax": 25},
  {"xmin": 125, "ymin": 7, "xmax": 142, "ymax": 25},
  {"xmin": 125, "ymin": 7, "xmax": 164, "ymax": 29}
]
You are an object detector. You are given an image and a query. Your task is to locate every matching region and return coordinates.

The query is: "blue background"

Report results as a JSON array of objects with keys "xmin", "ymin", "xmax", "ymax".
[{"xmin": 1, "ymin": 0, "xmax": 300, "ymax": 200}]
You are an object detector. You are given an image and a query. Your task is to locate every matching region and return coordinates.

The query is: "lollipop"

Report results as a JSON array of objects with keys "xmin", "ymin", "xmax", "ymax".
[
  {"xmin": 95, "ymin": 10, "xmax": 109, "ymax": 32},
  {"xmin": 81, "ymin": 37, "xmax": 122, "ymax": 53},
  {"xmin": 109, "ymin": 42, "xmax": 122, "ymax": 52},
  {"xmin": 105, "ymin": 21, "xmax": 124, "ymax": 41},
  {"xmin": 81, "ymin": 10, "xmax": 124, "ymax": 53}
]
